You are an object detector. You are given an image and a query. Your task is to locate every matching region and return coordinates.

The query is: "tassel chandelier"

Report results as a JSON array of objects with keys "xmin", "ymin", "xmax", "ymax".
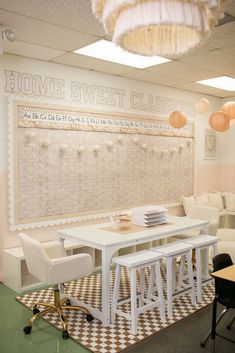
[{"xmin": 91, "ymin": 0, "xmax": 228, "ymax": 56}]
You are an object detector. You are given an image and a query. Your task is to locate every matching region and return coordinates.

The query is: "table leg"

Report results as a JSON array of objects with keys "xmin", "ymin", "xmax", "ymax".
[
  {"xmin": 196, "ymin": 248, "xmax": 202, "ymax": 303},
  {"xmin": 101, "ymin": 247, "xmax": 115, "ymax": 327},
  {"xmin": 58, "ymin": 236, "xmax": 65, "ymax": 294}
]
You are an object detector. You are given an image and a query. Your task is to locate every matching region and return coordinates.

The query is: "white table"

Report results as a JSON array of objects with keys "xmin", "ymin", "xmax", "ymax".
[{"xmin": 57, "ymin": 215, "xmax": 209, "ymax": 326}]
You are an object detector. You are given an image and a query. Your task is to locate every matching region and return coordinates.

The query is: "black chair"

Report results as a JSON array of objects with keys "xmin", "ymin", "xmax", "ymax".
[{"xmin": 200, "ymin": 253, "xmax": 235, "ymax": 352}]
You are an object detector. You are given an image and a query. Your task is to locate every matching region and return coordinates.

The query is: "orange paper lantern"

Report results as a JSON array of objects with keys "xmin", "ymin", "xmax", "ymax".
[
  {"xmin": 209, "ymin": 111, "xmax": 230, "ymax": 132},
  {"xmin": 195, "ymin": 98, "xmax": 210, "ymax": 114},
  {"xmin": 169, "ymin": 111, "xmax": 187, "ymax": 129},
  {"xmin": 222, "ymin": 101, "xmax": 235, "ymax": 120}
]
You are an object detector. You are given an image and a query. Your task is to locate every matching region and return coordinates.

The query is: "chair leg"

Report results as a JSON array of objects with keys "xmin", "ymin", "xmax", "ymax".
[
  {"xmin": 210, "ymin": 297, "xmax": 218, "ymax": 353},
  {"xmin": 154, "ymin": 261, "xmax": 166, "ymax": 322},
  {"xmin": 177, "ymin": 255, "xmax": 185, "ymax": 290},
  {"xmin": 111, "ymin": 264, "xmax": 121, "ymax": 323},
  {"xmin": 195, "ymin": 248, "xmax": 202, "ymax": 303},
  {"xmin": 147, "ymin": 265, "xmax": 155, "ymax": 300},
  {"xmin": 166, "ymin": 257, "xmax": 173, "ymax": 319},
  {"xmin": 130, "ymin": 268, "xmax": 138, "ymax": 335},
  {"xmin": 227, "ymin": 315, "xmax": 235, "ymax": 330},
  {"xmin": 200, "ymin": 307, "xmax": 228, "ymax": 348},
  {"xmin": 139, "ymin": 268, "xmax": 145, "ymax": 308},
  {"xmin": 56, "ymin": 306, "xmax": 68, "ymax": 333},
  {"xmin": 23, "ymin": 306, "xmax": 55, "ymax": 334},
  {"xmin": 23, "ymin": 286, "xmax": 93, "ymax": 338},
  {"xmin": 186, "ymin": 252, "xmax": 196, "ymax": 306}
]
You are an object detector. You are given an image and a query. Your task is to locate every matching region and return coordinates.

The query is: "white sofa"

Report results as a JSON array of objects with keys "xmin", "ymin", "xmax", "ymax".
[{"xmin": 182, "ymin": 192, "xmax": 235, "ymax": 261}]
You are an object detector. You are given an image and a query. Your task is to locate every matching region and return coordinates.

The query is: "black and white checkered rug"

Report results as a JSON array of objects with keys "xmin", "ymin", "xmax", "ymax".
[{"xmin": 16, "ymin": 268, "xmax": 214, "ymax": 353}]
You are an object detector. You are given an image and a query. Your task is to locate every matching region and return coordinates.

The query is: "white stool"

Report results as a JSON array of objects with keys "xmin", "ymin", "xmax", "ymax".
[
  {"xmin": 150, "ymin": 241, "xmax": 195, "ymax": 319},
  {"xmin": 111, "ymin": 250, "xmax": 165, "ymax": 335},
  {"xmin": 182, "ymin": 235, "xmax": 218, "ymax": 303}
]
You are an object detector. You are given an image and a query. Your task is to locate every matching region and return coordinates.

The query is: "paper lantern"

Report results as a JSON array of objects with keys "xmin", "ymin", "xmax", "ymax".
[
  {"xmin": 209, "ymin": 111, "xmax": 230, "ymax": 132},
  {"xmin": 222, "ymin": 101, "xmax": 235, "ymax": 120},
  {"xmin": 91, "ymin": 0, "xmax": 226, "ymax": 56},
  {"xmin": 195, "ymin": 98, "xmax": 210, "ymax": 114},
  {"xmin": 169, "ymin": 111, "xmax": 187, "ymax": 129}
]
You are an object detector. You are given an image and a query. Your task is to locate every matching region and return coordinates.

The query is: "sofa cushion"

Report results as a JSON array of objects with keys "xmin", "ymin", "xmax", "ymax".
[
  {"xmin": 207, "ymin": 192, "xmax": 224, "ymax": 211},
  {"xmin": 181, "ymin": 195, "xmax": 196, "ymax": 215},
  {"xmin": 196, "ymin": 194, "xmax": 209, "ymax": 206},
  {"xmin": 225, "ymin": 192, "xmax": 235, "ymax": 211}
]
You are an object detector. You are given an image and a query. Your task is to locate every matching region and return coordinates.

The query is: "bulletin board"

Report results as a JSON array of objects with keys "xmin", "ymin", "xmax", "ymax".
[{"xmin": 8, "ymin": 99, "xmax": 195, "ymax": 230}]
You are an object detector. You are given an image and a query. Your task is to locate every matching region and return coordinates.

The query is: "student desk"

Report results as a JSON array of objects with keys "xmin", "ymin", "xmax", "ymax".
[
  {"xmin": 57, "ymin": 215, "xmax": 209, "ymax": 326},
  {"xmin": 212, "ymin": 264, "xmax": 235, "ymax": 282}
]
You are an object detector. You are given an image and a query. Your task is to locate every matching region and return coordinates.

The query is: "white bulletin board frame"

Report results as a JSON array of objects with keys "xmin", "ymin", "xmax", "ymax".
[{"xmin": 8, "ymin": 97, "xmax": 195, "ymax": 231}]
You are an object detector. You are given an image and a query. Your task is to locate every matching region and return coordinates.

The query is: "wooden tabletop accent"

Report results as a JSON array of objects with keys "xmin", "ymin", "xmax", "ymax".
[
  {"xmin": 212, "ymin": 264, "xmax": 235, "ymax": 282},
  {"xmin": 101, "ymin": 222, "xmax": 173, "ymax": 235}
]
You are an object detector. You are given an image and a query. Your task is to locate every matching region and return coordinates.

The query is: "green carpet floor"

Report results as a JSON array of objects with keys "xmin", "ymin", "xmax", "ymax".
[{"xmin": 0, "ymin": 282, "xmax": 234, "ymax": 353}]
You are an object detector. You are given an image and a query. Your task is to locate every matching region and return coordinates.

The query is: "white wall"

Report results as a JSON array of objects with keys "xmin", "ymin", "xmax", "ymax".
[{"xmin": 0, "ymin": 53, "xmax": 223, "ymax": 279}]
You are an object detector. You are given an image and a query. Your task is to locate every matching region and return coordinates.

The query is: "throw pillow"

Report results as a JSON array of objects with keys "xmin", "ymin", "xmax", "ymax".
[
  {"xmin": 196, "ymin": 194, "xmax": 209, "ymax": 206},
  {"xmin": 225, "ymin": 192, "xmax": 235, "ymax": 211},
  {"xmin": 181, "ymin": 195, "xmax": 196, "ymax": 215},
  {"xmin": 207, "ymin": 192, "xmax": 224, "ymax": 211}
]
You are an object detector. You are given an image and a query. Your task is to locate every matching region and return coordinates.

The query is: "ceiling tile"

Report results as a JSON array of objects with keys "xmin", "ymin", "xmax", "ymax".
[
  {"xmin": 220, "ymin": 45, "xmax": 235, "ymax": 56},
  {"xmin": 165, "ymin": 43, "xmax": 214, "ymax": 60},
  {"xmin": 3, "ymin": 40, "xmax": 65, "ymax": 60},
  {"xmin": 51, "ymin": 53, "xmax": 134, "ymax": 75},
  {"xmin": 146, "ymin": 61, "xmax": 218, "ymax": 81},
  {"xmin": 174, "ymin": 82, "xmax": 235, "ymax": 98},
  {"xmin": 0, "ymin": 0, "xmax": 105, "ymax": 37},
  {"xmin": 205, "ymin": 21, "xmax": 235, "ymax": 48},
  {"xmin": 122, "ymin": 69, "xmax": 187, "ymax": 86},
  {"xmin": 224, "ymin": 0, "xmax": 235, "ymax": 17},
  {"xmin": 179, "ymin": 49, "xmax": 235, "ymax": 76},
  {"xmin": 0, "ymin": 9, "xmax": 98, "ymax": 51}
]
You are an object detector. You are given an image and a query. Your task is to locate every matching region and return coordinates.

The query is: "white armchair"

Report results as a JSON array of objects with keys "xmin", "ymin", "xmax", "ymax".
[
  {"xmin": 175, "ymin": 205, "xmax": 220, "ymax": 240},
  {"xmin": 19, "ymin": 233, "xmax": 93, "ymax": 339},
  {"xmin": 167, "ymin": 205, "xmax": 220, "ymax": 246}
]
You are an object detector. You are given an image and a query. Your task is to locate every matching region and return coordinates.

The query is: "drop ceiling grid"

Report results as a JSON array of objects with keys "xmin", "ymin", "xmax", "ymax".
[
  {"xmin": 51, "ymin": 53, "xmax": 135, "ymax": 75},
  {"xmin": 3, "ymin": 40, "xmax": 65, "ymax": 61},
  {"xmin": 146, "ymin": 61, "xmax": 219, "ymax": 82},
  {"xmin": 179, "ymin": 49, "xmax": 235, "ymax": 76},
  {"xmin": 122, "ymin": 70, "xmax": 188, "ymax": 86},
  {"xmin": 0, "ymin": 8, "xmax": 99, "ymax": 51}
]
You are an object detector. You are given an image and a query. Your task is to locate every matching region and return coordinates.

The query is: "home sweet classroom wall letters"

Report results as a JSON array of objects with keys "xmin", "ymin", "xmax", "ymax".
[
  {"xmin": 4, "ymin": 70, "xmax": 65, "ymax": 99},
  {"xmin": 8, "ymin": 99, "xmax": 195, "ymax": 231},
  {"xmin": 4, "ymin": 70, "xmax": 194, "ymax": 116}
]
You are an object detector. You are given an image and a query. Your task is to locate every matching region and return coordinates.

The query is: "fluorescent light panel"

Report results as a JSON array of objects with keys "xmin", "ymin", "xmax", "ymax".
[
  {"xmin": 197, "ymin": 76, "xmax": 235, "ymax": 92},
  {"xmin": 73, "ymin": 40, "xmax": 170, "ymax": 68}
]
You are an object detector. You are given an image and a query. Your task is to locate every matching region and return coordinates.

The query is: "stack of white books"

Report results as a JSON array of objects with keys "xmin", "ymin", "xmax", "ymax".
[{"xmin": 131, "ymin": 205, "xmax": 168, "ymax": 227}]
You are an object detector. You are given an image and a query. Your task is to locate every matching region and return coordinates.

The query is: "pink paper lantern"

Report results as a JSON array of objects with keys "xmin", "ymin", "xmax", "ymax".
[
  {"xmin": 209, "ymin": 111, "xmax": 230, "ymax": 132},
  {"xmin": 169, "ymin": 111, "xmax": 187, "ymax": 129},
  {"xmin": 222, "ymin": 101, "xmax": 235, "ymax": 120}
]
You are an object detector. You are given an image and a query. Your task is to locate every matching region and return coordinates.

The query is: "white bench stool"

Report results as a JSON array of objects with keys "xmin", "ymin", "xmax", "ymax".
[
  {"xmin": 181, "ymin": 235, "xmax": 218, "ymax": 303},
  {"xmin": 150, "ymin": 241, "xmax": 195, "ymax": 319},
  {"xmin": 111, "ymin": 250, "xmax": 165, "ymax": 335}
]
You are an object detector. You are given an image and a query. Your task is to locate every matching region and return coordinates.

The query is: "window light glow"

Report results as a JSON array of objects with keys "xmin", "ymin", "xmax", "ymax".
[
  {"xmin": 197, "ymin": 76, "xmax": 235, "ymax": 92},
  {"xmin": 73, "ymin": 40, "xmax": 170, "ymax": 69}
]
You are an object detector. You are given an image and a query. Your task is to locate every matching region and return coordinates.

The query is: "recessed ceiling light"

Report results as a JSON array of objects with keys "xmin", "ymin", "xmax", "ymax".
[
  {"xmin": 73, "ymin": 40, "xmax": 170, "ymax": 69},
  {"xmin": 197, "ymin": 76, "xmax": 235, "ymax": 92}
]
